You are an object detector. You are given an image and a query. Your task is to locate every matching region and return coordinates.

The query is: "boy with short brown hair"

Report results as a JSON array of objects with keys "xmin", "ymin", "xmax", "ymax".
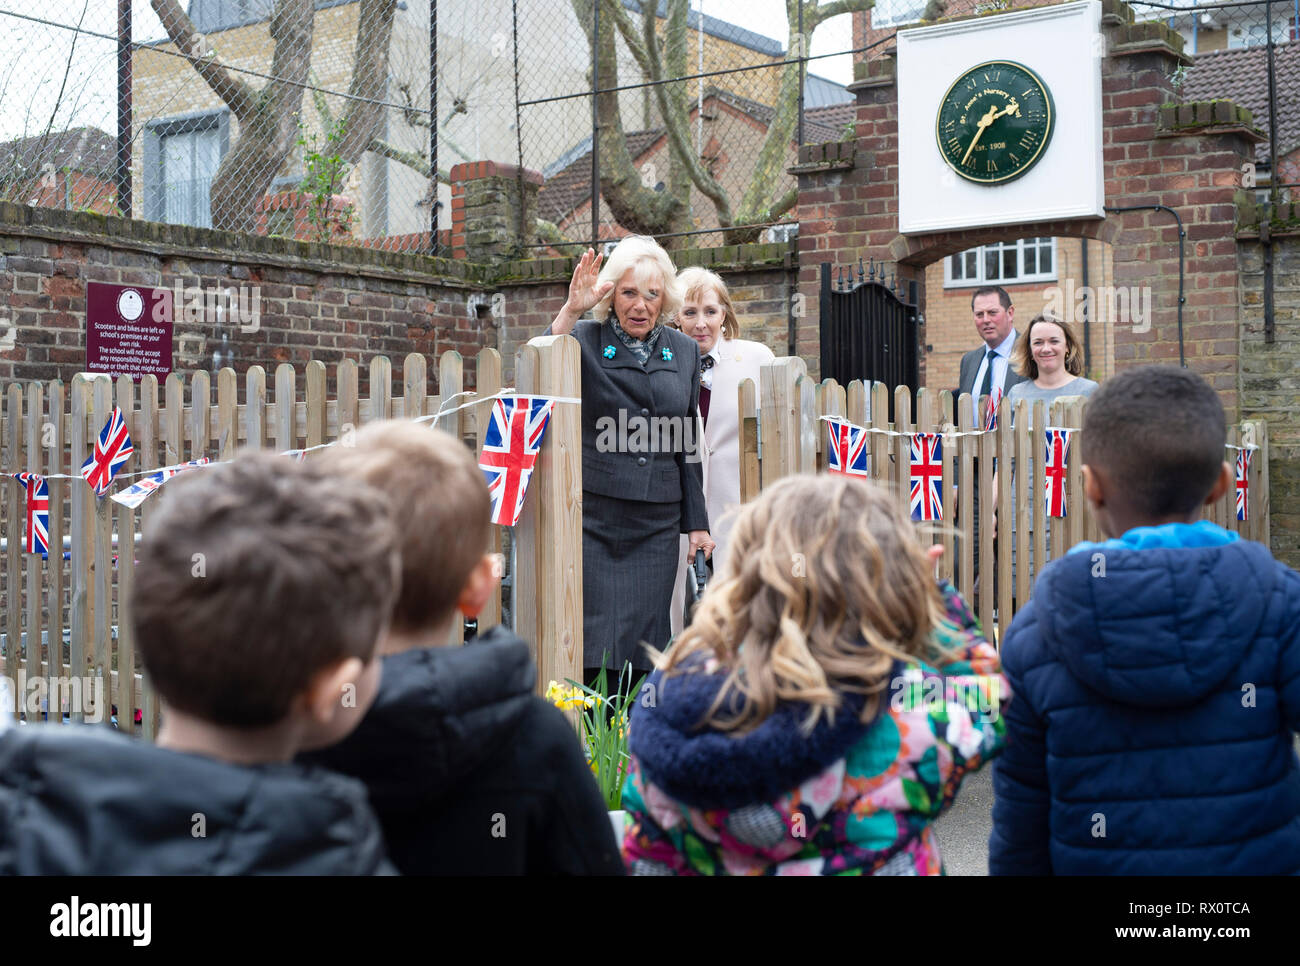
[
  {"xmin": 301, "ymin": 420, "xmax": 624, "ymax": 875},
  {"xmin": 0, "ymin": 451, "xmax": 401, "ymax": 874}
]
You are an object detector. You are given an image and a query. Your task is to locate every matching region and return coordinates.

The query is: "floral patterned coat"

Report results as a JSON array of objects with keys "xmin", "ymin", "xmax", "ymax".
[{"xmin": 620, "ymin": 583, "xmax": 1008, "ymax": 875}]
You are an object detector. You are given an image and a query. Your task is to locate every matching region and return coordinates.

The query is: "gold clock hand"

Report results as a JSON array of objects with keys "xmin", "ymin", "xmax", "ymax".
[{"xmin": 961, "ymin": 107, "xmax": 998, "ymax": 165}]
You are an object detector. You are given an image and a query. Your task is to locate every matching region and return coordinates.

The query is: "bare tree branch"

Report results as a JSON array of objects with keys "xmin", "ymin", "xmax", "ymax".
[
  {"xmin": 734, "ymin": 0, "xmax": 874, "ymax": 226},
  {"xmin": 806, "ymin": 0, "xmax": 874, "ymax": 28},
  {"xmin": 606, "ymin": 0, "xmax": 734, "ymax": 226},
  {"xmin": 569, "ymin": 0, "xmax": 686, "ymax": 237},
  {"xmin": 534, "ymin": 218, "xmax": 581, "ymax": 249},
  {"xmin": 761, "ymin": 186, "xmax": 798, "ymax": 223},
  {"xmin": 367, "ymin": 138, "xmax": 449, "ymax": 183},
  {"xmin": 333, "ymin": 0, "xmax": 398, "ymax": 163},
  {"xmin": 149, "ymin": 0, "xmax": 255, "ymax": 118}
]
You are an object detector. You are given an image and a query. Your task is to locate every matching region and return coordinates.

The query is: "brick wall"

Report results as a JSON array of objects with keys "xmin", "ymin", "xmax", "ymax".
[
  {"xmin": 795, "ymin": 0, "xmax": 1255, "ymax": 416},
  {"xmin": 1239, "ymin": 233, "xmax": 1300, "ymax": 568},
  {"xmin": 0, "ymin": 203, "xmax": 797, "ymax": 402},
  {"xmin": 0, "ymin": 202, "xmax": 492, "ymax": 392},
  {"xmin": 921, "ymin": 237, "xmax": 1119, "ymax": 391}
]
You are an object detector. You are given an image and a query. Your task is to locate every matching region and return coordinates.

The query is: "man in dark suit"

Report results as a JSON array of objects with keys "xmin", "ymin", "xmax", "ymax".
[
  {"xmin": 958, "ymin": 286, "xmax": 1030, "ymax": 405},
  {"xmin": 955, "ymin": 286, "xmax": 1028, "ymax": 607}
]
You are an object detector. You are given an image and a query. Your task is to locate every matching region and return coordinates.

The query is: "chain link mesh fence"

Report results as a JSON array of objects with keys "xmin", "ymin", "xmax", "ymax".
[
  {"xmin": 520, "ymin": 0, "xmax": 865, "ymax": 253},
  {"xmin": 1128, "ymin": 0, "xmax": 1298, "ymax": 205},
  {"xmin": 0, "ymin": 0, "xmax": 449, "ymax": 251},
  {"xmin": 0, "ymin": 1, "xmax": 868, "ymax": 256},
  {"xmin": 0, "ymin": 1, "xmax": 1289, "ymax": 252}
]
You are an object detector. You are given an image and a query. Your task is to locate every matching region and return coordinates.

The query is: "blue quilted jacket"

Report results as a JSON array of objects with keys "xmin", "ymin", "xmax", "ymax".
[{"xmin": 990, "ymin": 522, "xmax": 1300, "ymax": 875}]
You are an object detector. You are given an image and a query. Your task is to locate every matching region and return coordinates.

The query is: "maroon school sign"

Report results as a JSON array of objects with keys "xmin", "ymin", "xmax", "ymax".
[{"xmin": 86, "ymin": 282, "xmax": 172, "ymax": 380}]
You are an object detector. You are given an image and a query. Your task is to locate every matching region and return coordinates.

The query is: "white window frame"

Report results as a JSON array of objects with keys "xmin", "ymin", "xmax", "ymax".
[
  {"xmin": 142, "ymin": 110, "xmax": 229, "ymax": 228},
  {"xmin": 943, "ymin": 237, "xmax": 1058, "ymax": 289},
  {"xmin": 765, "ymin": 223, "xmax": 798, "ymax": 243},
  {"xmin": 870, "ymin": 0, "xmax": 928, "ymax": 28},
  {"xmin": 1227, "ymin": 16, "xmax": 1291, "ymax": 48}
]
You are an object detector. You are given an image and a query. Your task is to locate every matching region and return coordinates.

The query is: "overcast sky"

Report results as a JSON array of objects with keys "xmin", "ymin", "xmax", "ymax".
[{"xmin": 0, "ymin": 1, "xmax": 857, "ymax": 142}]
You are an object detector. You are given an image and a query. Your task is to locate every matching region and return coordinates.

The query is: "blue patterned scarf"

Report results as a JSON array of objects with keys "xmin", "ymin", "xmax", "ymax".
[{"xmin": 608, "ymin": 314, "xmax": 663, "ymax": 366}]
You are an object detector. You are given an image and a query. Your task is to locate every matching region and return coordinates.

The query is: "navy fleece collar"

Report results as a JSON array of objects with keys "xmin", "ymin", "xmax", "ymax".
[{"xmin": 628, "ymin": 661, "xmax": 891, "ymax": 810}]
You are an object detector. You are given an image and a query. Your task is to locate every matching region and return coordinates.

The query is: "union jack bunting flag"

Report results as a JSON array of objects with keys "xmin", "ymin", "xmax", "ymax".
[
  {"xmin": 110, "ymin": 458, "xmax": 211, "ymax": 510},
  {"xmin": 1236, "ymin": 449, "xmax": 1252, "ymax": 521},
  {"xmin": 909, "ymin": 432, "xmax": 943, "ymax": 521},
  {"xmin": 15, "ymin": 472, "xmax": 49, "ymax": 556},
  {"xmin": 80, "ymin": 407, "xmax": 134, "ymax": 496},
  {"xmin": 1044, "ymin": 429, "xmax": 1072, "ymax": 518},
  {"xmin": 983, "ymin": 386, "xmax": 1002, "ymax": 433},
  {"xmin": 480, "ymin": 396, "xmax": 555, "ymax": 527},
  {"xmin": 826, "ymin": 418, "xmax": 869, "ymax": 478}
]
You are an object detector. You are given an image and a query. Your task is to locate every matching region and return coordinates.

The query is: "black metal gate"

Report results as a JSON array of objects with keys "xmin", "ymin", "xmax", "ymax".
[{"xmin": 819, "ymin": 261, "xmax": 921, "ymax": 420}]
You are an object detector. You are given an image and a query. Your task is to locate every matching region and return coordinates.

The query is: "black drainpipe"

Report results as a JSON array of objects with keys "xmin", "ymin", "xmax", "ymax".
[
  {"xmin": 1080, "ymin": 237, "xmax": 1091, "ymax": 375},
  {"xmin": 1104, "ymin": 204, "xmax": 1186, "ymax": 368}
]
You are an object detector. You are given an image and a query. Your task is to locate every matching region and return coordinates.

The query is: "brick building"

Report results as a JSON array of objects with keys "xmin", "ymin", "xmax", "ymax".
[
  {"xmin": 129, "ymin": 0, "xmax": 813, "ymax": 244},
  {"xmin": 536, "ymin": 88, "xmax": 854, "ymax": 245},
  {"xmin": 0, "ymin": 127, "xmax": 118, "ymax": 216},
  {"xmin": 850, "ymin": 0, "xmax": 1294, "ymax": 394}
]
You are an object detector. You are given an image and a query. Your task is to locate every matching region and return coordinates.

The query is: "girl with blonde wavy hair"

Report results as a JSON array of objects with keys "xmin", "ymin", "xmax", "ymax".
[{"xmin": 621, "ymin": 473, "xmax": 1009, "ymax": 876}]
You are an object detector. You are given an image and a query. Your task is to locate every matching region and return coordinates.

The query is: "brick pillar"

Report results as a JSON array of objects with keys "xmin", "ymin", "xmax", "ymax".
[
  {"xmin": 254, "ymin": 190, "xmax": 355, "ymax": 242},
  {"xmin": 791, "ymin": 54, "xmax": 905, "ymax": 379},
  {"xmin": 1099, "ymin": 0, "xmax": 1258, "ymax": 417},
  {"xmin": 449, "ymin": 161, "xmax": 543, "ymax": 262}
]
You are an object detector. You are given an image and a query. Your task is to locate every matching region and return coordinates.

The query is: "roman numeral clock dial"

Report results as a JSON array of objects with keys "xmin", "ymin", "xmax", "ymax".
[{"xmin": 936, "ymin": 61, "xmax": 1054, "ymax": 184}]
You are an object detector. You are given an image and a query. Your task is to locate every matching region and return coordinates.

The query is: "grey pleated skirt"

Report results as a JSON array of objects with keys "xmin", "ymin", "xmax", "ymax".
[{"xmin": 582, "ymin": 490, "xmax": 680, "ymax": 672}]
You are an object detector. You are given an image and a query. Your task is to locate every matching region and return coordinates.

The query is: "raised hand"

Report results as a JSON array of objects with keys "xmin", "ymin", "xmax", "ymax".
[
  {"xmin": 550, "ymin": 248, "xmax": 616, "ymax": 336},
  {"xmin": 566, "ymin": 248, "xmax": 614, "ymax": 317}
]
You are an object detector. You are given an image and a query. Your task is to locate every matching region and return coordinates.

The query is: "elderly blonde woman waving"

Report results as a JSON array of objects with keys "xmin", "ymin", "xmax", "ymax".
[
  {"xmin": 668, "ymin": 267, "xmax": 775, "ymax": 638},
  {"xmin": 549, "ymin": 237, "xmax": 713, "ymax": 682}
]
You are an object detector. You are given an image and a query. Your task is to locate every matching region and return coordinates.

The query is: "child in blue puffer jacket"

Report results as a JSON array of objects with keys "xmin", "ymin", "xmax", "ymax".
[
  {"xmin": 621, "ymin": 474, "xmax": 1008, "ymax": 875},
  {"xmin": 991, "ymin": 364, "xmax": 1300, "ymax": 874}
]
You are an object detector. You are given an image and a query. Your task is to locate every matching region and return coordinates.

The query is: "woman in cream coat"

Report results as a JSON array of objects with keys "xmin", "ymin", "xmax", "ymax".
[{"xmin": 670, "ymin": 267, "xmax": 776, "ymax": 638}]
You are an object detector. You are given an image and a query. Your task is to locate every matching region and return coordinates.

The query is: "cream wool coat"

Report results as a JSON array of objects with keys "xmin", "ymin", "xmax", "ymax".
[{"xmin": 670, "ymin": 336, "xmax": 776, "ymax": 637}]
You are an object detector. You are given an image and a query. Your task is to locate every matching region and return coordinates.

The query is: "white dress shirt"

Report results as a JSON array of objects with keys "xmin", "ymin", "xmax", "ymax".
[{"xmin": 970, "ymin": 328, "xmax": 1018, "ymax": 401}]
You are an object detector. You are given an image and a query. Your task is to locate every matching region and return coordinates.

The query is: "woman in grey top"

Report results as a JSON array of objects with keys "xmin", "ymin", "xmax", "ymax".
[
  {"xmin": 1006, "ymin": 313, "xmax": 1099, "ymax": 410},
  {"xmin": 995, "ymin": 313, "xmax": 1098, "ymax": 591}
]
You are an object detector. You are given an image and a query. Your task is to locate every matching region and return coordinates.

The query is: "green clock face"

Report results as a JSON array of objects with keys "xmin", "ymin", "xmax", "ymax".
[{"xmin": 936, "ymin": 61, "xmax": 1055, "ymax": 184}]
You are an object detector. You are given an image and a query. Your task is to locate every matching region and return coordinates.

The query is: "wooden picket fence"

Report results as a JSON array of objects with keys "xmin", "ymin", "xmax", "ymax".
[
  {"xmin": 0, "ymin": 338, "xmax": 584, "ymax": 739},
  {"xmin": 740, "ymin": 357, "xmax": 1271, "ymax": 640}
]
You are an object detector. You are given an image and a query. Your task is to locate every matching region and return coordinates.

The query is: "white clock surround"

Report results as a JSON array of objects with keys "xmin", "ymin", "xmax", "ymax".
[{"xmin": 897, "ymin": 0, "xmax": 1106, "ymax": 234}]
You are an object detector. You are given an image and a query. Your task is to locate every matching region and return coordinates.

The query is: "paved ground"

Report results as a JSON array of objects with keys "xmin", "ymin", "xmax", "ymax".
[
  {"xmin": 934, "ymin": 737, "xmax": 1300, "ymax": 876},
  {"xmin": 933, "ymin": 765, "xmax": 994, "ymax": 876}
]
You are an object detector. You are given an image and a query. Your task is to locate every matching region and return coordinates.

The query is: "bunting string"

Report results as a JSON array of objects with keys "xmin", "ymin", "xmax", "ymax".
[
  {"xmin": 819, "ymin": 415, "xmax": 1254, "ymax": 457},
  {"xmin": 2, "ymin": 389, "xmax": 581, "ymax": 482}
]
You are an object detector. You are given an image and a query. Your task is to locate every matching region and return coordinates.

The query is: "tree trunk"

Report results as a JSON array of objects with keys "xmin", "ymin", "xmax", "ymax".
[
  {"xmin": 210, "ymin": 0, "xmax": 313, "ymax": 232},
  {"xmin": 570, "ymin": 0, "xmax": 688, "ymax": 241},
  {"xmin": 153, "ymin": 0, "xmax": 399, "ymax": 234}
]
